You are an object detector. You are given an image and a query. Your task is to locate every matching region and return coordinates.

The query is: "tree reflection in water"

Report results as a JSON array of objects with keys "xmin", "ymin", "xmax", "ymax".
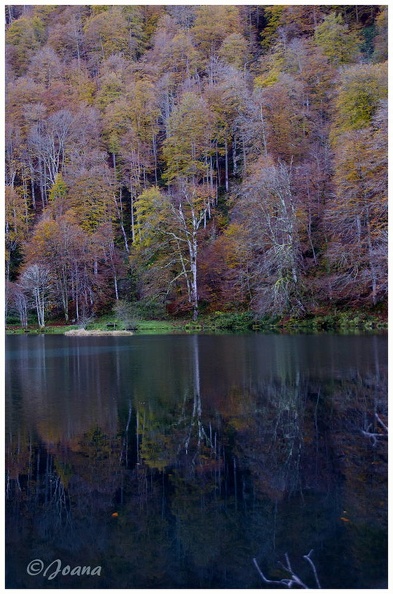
[{"xmin": 5, "ymin": 334, "xmax": 387, "ymax": 588}]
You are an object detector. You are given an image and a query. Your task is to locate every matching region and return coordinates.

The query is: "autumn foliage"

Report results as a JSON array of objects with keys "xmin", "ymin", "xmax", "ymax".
[{"xmin": 5, "ymin": 5, "xmax": 388, "ymax": 324}]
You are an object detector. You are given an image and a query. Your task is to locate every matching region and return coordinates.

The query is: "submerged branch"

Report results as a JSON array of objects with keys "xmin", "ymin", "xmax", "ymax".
[
  {"xmin": 375, "ymin": 412, "xmax": 388, "ymax": 433},
  {"xmin": 303, "ymin": 549, "xmax": 321, "ymax": 589},
  {"xmin": 361, "ymin": 412, "xmax": 388, "ymax": 446},
  {"xmin": 253, "ymin": 549, "xmax": 321, "ymax": 589}
]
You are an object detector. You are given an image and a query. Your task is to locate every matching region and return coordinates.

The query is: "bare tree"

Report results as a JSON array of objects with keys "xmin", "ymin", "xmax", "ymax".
[
  {"xmin": 20, "ymin": 263, "xmax": 52, "ymax": 328},
  {"xmin": 236, "ymin": 159, "xmax": 305, "ymax": 316},
  {"xmin": 6, "ymin": 281, "xmax": 28, "ymax": 327}
]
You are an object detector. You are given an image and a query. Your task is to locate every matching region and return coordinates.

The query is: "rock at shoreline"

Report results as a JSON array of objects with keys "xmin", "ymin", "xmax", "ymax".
[{"xmin": 65, "ymin": 328, "xmax": 133, "ymax": 336}]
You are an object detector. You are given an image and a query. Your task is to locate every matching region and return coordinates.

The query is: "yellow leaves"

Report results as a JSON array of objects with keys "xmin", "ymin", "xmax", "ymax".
[
  {"xmin": 6, "ymin": 15, "xmax": 44, "ymax": 47},
  {"xmin": 96, "ymin": 72, "xmax": 124, "ymax": 111},
  {"xmin": 161, "ymin": 32, "xmax": 199, "ymax": 81},
  {"xmin": 374, "ymin": 7, "xmax": 388, "ymax": 62},
  {"xmin": 314, "ymin": 13, "xmax": 361, "ymax": 65},
  {"xmin": 5, "ymin": 186, "xmax": 29, "ymax": 245},
  {"xmin": 35, "ymin": 219, "xmax": 59, "ymax": 243},
  {"xmin": 64, "ymin": 68, "xmax": 96, "ymax": 106},
  {"xmin": 192, "ymin": 5, "xmax": 242, "ymax": 58},
  {"xmin": 218, "ymin": 33, "xmax": 250, "ymax": 69},
  {"xmin": 83, "ymin": 7, "xmax": 130, "ymax": 59},
  {"xmin": 222, "ymin": 223, "xmax": 249, "ymax": 270},
  {"xmin": 332, "ymin": 62, "xmax": 388, "ymax": 136},
  {"xmin": 48, "ymin": 173, "xmax": 69, "ymax": 218},
  {"xmin": 332, "ymin": 125, "xmax": 387, "ymax": 212},
  {"xmin": 162, "ymin": 92, "xmax": 216, "ymax": 182},
  {"xmin": 254, "ymin": 72, "xmax": 279, "ymax": 89},
  {"xmin": 133, "ymin": 187, "xmax": 167, "ymax": 248},
  {"xmin": 6, "ymin": 15, "xmax": 46, "ymax": 75},
  {"xmin": 101, "ymin": 78, "xmax": 159, "ymax": 156},
  {"xmin": 260, "ymin": 6, "xmax": 285, "ymax": 50},
  {"xmin": 134, "ymin": 187, "xmax": 164, "ymax": 221},
  {"xmin": 140, "ymin": 428, "xmax": 174, "ymax": 471},
  {"xmin": 90, "ymin": 6, "xmax": 109, "ymax": 17},
  {"xmin": 67, "ymin": 173, "xmax": 116, "ymax": 234},
  {"xmin": 254, "ymin": 50, "xmax": 284, "ymax": 90},
  {"xmin": 24, "ymin": 218, "xmax": 64, "ymax": 264},
  {"xmin": 222, "ymin": 222, "xmax": 242, "ymax": 241},
  {"xmin": 128, "ymin": 79, "xmax": 160, "ymax": 138}
]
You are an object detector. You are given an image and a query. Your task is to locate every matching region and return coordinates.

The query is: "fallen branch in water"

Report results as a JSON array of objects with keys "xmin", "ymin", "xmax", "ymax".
[
  {"xmin": 253, "ymin": 549, "xmax": 321, "ymax": 589},
  {"xmin": 361, "ymin": 412, "xmax": 388, "ymax": 446},
  {"xmin": 303, "ymin": 549, "xmax": 321, "ymax": 589},
  {"xmin": 375, "ymin": 413, "xmax": 388, "ymax": 433}
]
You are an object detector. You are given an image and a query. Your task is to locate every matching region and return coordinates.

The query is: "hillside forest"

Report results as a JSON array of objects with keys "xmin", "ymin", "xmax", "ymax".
[{"xmin": 5, "ymin": 5, "xmax": 388, "ymax": 326}]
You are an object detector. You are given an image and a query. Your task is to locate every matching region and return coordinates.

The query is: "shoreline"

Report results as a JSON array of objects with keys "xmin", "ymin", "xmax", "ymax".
[
  {"xmin": 64, "ymin": 329, "xmax": 134, "ymax": 336},
  {"xmin": 5, "ymin": 310, "xmax": 388, "ymax": 336}
]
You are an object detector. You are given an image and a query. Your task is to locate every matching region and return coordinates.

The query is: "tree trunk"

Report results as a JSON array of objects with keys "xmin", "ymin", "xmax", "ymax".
[
  {"xmin": 225, "ymin": 139, "xmax": 229, "ymax": 192},
  {"xmin": 189, "ymin": 234, "xmax": 198, "ymax": 321},
  {"xmin": 365, "ymin": 209, "xmax": 377, "ymax": 305},
  {"xmin": 131, "ymin": 195, "xmax": 136, "ymax": 243},
  {"xmin": 260, "ymin": 104, "xmax": 268, "ymax": 157},
  {"xmin": 34, "ymin": 288, "xmax": 45, "ymax": 328},
  {"xmin": 114, "ymin": 273, "xmax": 119, "ymax": 300}
]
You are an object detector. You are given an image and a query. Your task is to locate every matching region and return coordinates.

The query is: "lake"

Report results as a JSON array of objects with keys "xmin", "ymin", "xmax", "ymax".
[{"xmin": 5, "ymin": 333, "xmax": 388, "ymax": 589}]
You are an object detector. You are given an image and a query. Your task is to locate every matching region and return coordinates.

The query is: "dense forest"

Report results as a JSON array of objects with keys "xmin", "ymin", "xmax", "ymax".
[{"xmin": 5, "ymin": 4, "xmax": 388, "ymax": 326}]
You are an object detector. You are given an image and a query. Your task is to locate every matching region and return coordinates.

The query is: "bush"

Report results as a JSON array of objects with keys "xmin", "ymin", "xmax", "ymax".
[
  {"xmin": 211, "ymin": 311, "xmax": 255, "ymax": 331},
  {"xmin": 113, "ymin": 300, "xmax": 140, "ymax": 330},
  {"xmin": 133, "ymin": 299, "xmax": 168, "ymax": 320}
]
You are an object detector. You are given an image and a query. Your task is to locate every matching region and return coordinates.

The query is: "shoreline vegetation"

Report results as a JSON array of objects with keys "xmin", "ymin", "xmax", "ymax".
[{"xmin": 5, "ymin": 309, "xmax": 388, "ymax": 336}]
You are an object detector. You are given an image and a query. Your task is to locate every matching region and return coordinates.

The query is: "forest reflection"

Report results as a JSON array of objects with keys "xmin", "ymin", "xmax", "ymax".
[{"xmin": 5, "ymin": 334, "xmax": 387, "ymax": 589}]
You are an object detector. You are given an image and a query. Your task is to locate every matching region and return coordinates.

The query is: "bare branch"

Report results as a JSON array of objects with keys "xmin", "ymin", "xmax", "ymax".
[
  {"xmin": 361, "ymin": 429, "xmax": 388, "ymax": 446},
  {"xmin": 303, "ymin": 549, "xmax": 321, "ymax": 589},
  {"xmin": 361, "ymin": 413, "xmax": 388, "ymax": 446},
  {"xmin": 254, "ymin": 550, "xmax": 322, "ymax": 589},
  {"xmin": 253, "ymin": 558, "xmax": 289, "ymax": 586},
  {"xmin": 278, "ymin": 553, "xmax": 309, "ymax": 589},
  {"xmin": 375, "ymin": 413, "xmax": 388, "ymax": 433}
]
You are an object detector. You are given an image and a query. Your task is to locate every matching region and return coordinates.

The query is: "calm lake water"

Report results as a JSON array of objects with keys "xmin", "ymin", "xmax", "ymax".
[{"xmin": 5, "ymin": 333, "xmax": 388, "ymax": 589}]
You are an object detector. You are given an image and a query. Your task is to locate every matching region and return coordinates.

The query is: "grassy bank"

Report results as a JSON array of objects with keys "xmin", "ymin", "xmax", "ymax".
[
  {"xmin": 5, "ymin": 315, "xmax": 182, "ymax": 335},
  {"xmin": 5, "ymin": 308, "xmax": 387, "ymax": 336}
]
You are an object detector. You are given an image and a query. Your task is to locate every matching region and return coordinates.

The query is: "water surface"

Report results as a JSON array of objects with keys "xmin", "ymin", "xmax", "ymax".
[{"xmin": 5, "ymin": 334, "xmax": 388, "ymax": 588}]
